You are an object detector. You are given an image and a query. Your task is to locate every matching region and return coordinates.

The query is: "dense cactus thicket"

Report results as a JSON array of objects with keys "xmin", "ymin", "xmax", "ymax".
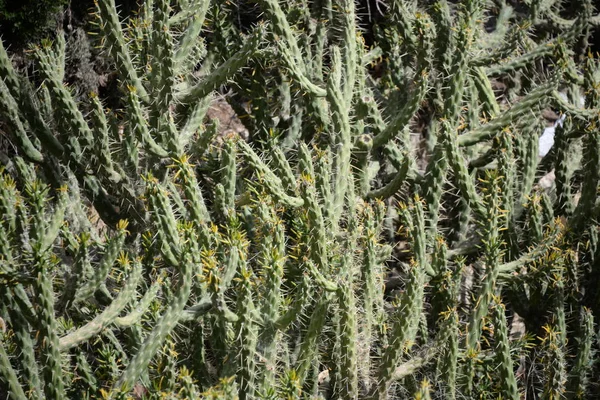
[{"xmin": 1, "ymin": 0, "xmax": 600, "ymax": 398}]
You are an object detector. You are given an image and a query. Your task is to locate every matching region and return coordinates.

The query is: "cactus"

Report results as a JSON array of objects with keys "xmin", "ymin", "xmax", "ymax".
[
  {"xmin": 491, "ymin": 298, "xmax": 520, "ymax": 399},
  {"xmin": 1, "ymin": 0, "xmax": 599, "ymax": 398}
]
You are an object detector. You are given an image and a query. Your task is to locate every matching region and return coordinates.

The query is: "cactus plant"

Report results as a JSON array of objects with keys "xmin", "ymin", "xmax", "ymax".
[{"xmin": 0, "ymin": 0, "xmax": 599, "ymax": 399}]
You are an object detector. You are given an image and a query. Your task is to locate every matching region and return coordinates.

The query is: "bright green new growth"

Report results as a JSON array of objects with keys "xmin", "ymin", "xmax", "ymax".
[{"xmin": 0, "ymin": 0, "xmax": 599, "ymax": 398}]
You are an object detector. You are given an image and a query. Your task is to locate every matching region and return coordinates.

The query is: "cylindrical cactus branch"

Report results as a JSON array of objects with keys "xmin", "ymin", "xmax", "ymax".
[
  {"xmin": 0, "ymin": 79, "xmax": 43, "ymax": 163},
  {"xmin": 439, "ymin": 119, "xmax": 486, "ymax": 220},
  {"xmin": 541, "ymin": 324, "xmax": 567, "ymax": 400},
  {"xmin": 567, "ymin": 307, "xmax": 595, "ymax": 398},
  {"xmin": 177, "ymin": 24, "xmax": 265, "ymax": 105},
  {"xmin": 59, "ymin": 256, "xmax": 143, "ymax": 351},
  {"xmin": 337, "ymin": 280, "xmax": 359, "ymax": 400},
  {"xmin": 467, "ymin": 172, "xmax": 503, "ymax": 351},
  {"xmin": 35, "ymin": 42, "xmax": 95, "ymax": 165},
  {"xmin": 490, "ymin": 298, "xmax": 520, "ymax": 400},
  {"xmin": 371, "ymin": 199, "xmax": 427, "ymax": 400},
  {"xmin": 112, "ymin": 231, "xmax": 197, "ymax": 394},
  {"xmin": 254, "ymin": 203, "xmax": 286, "ymax": 390},
  {"xmin": 0, "ymin": 337, "xmax": 28, "ymax": 400},
  {"xmin": 174, "ymin": 0, "xmax": 210, "ymax": 72},
  {"xmin": 436, "ymin": 308, "xmax": 459, "ymax": 400},
  {"xmin": 422, "ymin": 136, "xmax": 448, "ymax": 235},
  {"xmin": 328, "ymin": 46, "xmax": 354, "ymax": 227},
  {"xmin": 73, "ymin": 221, "xmax": 128, "ymax": 304},
  {"xmin": 172, "ymin": 155, "xmax": 211, "ymax": 228},
  {"xmin": 239, "ymin": 140, "xmax": 304, "ymax": 208},
  {"xmin": 0, "ymin": 287, "xmax": 42, "ymax": 399},
  {"xmin": 234, "ymin": 265, "xmax": 258, "ymax": 400},
  {"xmin": 459, "ymin": 77, "xmax": 561, "ymax": 147},
  {"xmin": 358, "ymin": 202, "xmax": 386, "ymax": 389},
  {"xmin": 25, "ymin": 183, "xmax": 67, "ymax": 399},
  {"xmin": 371, "ymin": 257, "xmax": 425, "ymax": 400},
  {"xmin": 572, "ymin": 121, "xmax": 600, "ymax": 230},
  {"xmin": 95, "ymin": 0, "xmax": 149, "ymax": 101}
]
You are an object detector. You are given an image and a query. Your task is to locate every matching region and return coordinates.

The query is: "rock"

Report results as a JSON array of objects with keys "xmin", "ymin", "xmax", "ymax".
[{"xmin": 206, "ymin": 97, "xmax": 249, "ymax": 141}]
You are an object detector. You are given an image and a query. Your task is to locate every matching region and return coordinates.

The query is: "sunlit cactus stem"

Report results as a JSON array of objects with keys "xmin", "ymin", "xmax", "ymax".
[
  {"xmin": 112, "ymin": 223, "xmax": 197, "ymax": 395},
  {"xmin": 491, "ymin": 299, "xmax": 519, "ymax": 400},
  {"xmin": 371, "ymin": 215, "xmax": 426, "ymax": 398},
  {"xmin": 567, "ymin": 307, "xmax": 595, "ymax": 399},
  {"xmin": 338, "ymin": 280, "xmax": 359, "ymax": 400}
]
